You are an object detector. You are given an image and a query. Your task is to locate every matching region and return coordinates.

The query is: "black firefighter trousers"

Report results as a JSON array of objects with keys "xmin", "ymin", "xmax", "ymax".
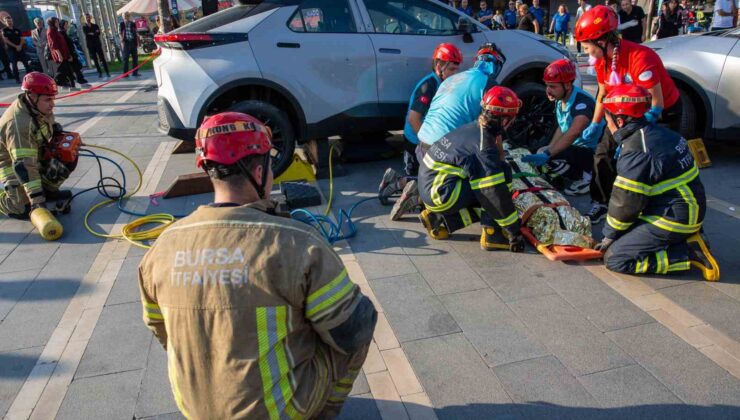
[{"xmin": 604, "ymin": 221, "xmax": 692, "ymax": 275}]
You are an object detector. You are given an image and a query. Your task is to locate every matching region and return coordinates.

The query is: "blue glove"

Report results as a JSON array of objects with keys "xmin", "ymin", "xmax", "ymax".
[
  {"xmin": 644, "ymin": 106, "xmax": 663, "ymax": 124},
  {"xmin": 522, "ymin": 153, "xmax": 550, "ymax": 166},
  {"xmin": 582, "ymin": 122, "xmax": 601, "ymax": 144}
]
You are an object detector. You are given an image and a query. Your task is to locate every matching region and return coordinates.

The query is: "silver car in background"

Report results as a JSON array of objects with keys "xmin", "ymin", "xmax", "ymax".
[
  {"xmin": 155, "ymin": 0, "xmax": 577, "ymax": 174},
  {"xmin": 649, "ymin": 27, "xmax": 740, "ymax": 142}
]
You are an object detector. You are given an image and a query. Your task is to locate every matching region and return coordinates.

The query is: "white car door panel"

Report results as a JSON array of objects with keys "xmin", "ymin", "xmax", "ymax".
[{"xmin": 248, "ymin": 1, "xmax": 378, "ymax": 125}]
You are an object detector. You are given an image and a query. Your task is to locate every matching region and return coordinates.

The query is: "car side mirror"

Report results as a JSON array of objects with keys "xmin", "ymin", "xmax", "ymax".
[{"xmin": 458, "ymin": 17, "xmax": 474, "ymax": 43}]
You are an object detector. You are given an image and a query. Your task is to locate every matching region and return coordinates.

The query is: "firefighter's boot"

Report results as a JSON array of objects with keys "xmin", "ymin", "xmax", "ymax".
[
  {"xmin": 419, "ymin": 209, "xmax": 449, "ymax": 240},
  {"xmin": 687, "ymin": 233, "xmax": 720, "ymax": 281},
  {"xmin": 480, "ymin": 226, "xmax": 509, "ymax": 251}
]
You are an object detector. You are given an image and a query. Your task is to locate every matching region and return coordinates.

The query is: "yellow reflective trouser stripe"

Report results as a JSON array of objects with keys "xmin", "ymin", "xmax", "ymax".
[
  {"xmin": 427, "ymin": 176, "xmax": 462, "ymax": 213},
  {"xmin": 639, "ymin": 215, "xmax": 702, "ymax": 234},
  {"xmin": 470, "ymin": 172, "xmax": 505, "ymax": 190},
  {"xmin": 257, "ymin": 306, "xmax": 302, "ymax": 420},
  {"xmin": 614, "ymin": 164, "xmax": 699, "ymax": 196},
  {"xmin": 306, "ymin": 269, "xmax": 355, "ymax": 320},
  {"xmin": 607, "ymin": 215, "xmax": 633, "ymax": 231},
  {"xmin": 23, "ymin": 179, "xmax": 42, "ymax": 191},
  {"xmin": 655, "ymin": 250, "xmax": 668, "ymax": 274},
  {"xmin": 473, "ymin": 208, "xmax": 482, "ymax": 217},
  {"xmin": 460, "ymin": 208, "xmax": 473, "ymax": 227},
  {"xmin": 614, "ymin": 176, "xmax": 651, "ymax": 195},
  {"xmin": 10, "ymin": 148, "xmax": 37, "ymax": 160},
  {"xmin": 635, "ymin": 258, "xmax": 649, "ymax": 274},
  {"xmin": 0, "ymin": 166, "xmax": 13, "ymax": 179},
  {"xmin": 422, "ymin": 154, "xmax": 467, "ymax": 178},
  {"xmin": 677, "ymin": 185, "xmax": 699, "ymax": 225},
  {"xmin": 495, "ymin": 210, "xmax": 518, "ymax": 227},
  {"xmin": 168, "ymin": 348, "xmax": 191, "ymax": 419},
  {"xmin": 144, "ymin": 302, "xmax": 163, "ymax": 320},
  {"xmin": 507, "ymin": 182, "xmax": 513, "ymax": 192},
  {"xmin": 668, "ymin": 261, "xmax": 690, "ymax": 272}
]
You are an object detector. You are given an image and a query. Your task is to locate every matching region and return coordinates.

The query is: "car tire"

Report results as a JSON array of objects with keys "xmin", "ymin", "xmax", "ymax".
[
  {"xmin": 509, "ymin": 82, "xmax": 556, "ymax": 152},
  {"xmin": 228, "ymin": 100, "xmax": 296, "ymax": 177},
  {"xmin": 679, "ymin": 88, "xmax": 697, "ymax": 139}
]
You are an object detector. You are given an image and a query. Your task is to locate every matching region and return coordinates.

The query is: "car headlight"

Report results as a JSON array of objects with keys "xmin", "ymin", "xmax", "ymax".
[{"xmin": 539, "ymin": 39, "xmax": 575, "ymax": 61}]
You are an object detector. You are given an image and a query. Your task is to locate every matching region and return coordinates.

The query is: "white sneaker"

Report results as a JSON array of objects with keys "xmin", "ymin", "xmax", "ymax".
[{"xmin": 564, "ymin": 172, "xmax": 592, "ymax": 196}]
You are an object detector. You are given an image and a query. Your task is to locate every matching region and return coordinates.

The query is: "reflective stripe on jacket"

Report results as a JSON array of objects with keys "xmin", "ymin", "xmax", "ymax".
[{"xmin": 604, "ymin": 122, "xmax": 706, "ymax": 239}]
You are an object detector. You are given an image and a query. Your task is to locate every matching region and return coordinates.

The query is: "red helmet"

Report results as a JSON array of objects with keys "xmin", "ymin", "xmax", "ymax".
[
  {"xmin": 22, "ymin": 72, "xmax": 58, "ymax": 96},
  {"xmin": 481, "ymin": 86, "xmax": 522, "ymax": 118},
  {"xmin": 433, "ymin": 43, "xmax": 462, "ymax": 64},
  {"xmin": 195, "ymin": 112, "xmax": 272, "ymax": 169},
  {"xmin": 574, "ymin": 5, "xmax": 618, "ymax": 42},
  {"xmin": 476, "ymin": 42, "xmax": 506, "ymax": 65},
  {"xmin": 602, "ymin": 84, "xmax": 651, "ymax": 118},
  {"xmin": 543, "ymin": 59, "xmax": 577, "ymax": 84}
]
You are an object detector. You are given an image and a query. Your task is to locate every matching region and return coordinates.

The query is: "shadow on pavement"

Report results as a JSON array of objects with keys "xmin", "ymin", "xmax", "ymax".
[
  {"xmin": 340, "ymin": 397, "xmax": 740, "ymax": 419},
  {"xmin": 0, "ymin": 279, "xmax": 79, "ymax": 302},
  {"xmin": 0, "ymin": 353, "xmax": 38, "ymax": 379}
]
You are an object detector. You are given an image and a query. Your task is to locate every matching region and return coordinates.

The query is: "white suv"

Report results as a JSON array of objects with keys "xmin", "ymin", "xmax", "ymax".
[{"xmin": 155, "ymin": 0, "xmax": 577, "ymax": 174}]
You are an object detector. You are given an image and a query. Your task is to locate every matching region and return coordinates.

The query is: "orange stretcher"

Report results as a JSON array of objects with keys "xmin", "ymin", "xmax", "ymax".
[{"xmin": 521, "ymin": 227, "xmax": 604, "ymax": 262}]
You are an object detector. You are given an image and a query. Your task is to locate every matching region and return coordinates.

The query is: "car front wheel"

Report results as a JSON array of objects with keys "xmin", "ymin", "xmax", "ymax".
[
  {"xmin": 227, "ymin": 100, "xmax": 296, "ymax": 177},
  {"xmin": 507, "ymin": 82, "xmax": 557, "ymax": 152}
]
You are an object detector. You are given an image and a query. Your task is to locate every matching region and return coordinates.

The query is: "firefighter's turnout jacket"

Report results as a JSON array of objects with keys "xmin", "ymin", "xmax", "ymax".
[
  {"xmin": 604, "ymin": 121, "xmax": 706, "ymax": 240},
  {"xmin": 138, "ymin": 200, "xmax": 377, "ymax": 419},
  {"xmin": 0, "ymin": 94, "xmax": 55, "ymax": 216},
  {"xmin": 418, "ymin": 121, "xmax": 520, "ymax": 236}
]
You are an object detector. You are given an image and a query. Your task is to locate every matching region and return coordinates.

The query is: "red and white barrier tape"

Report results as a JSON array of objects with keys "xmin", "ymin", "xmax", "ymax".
[{"xmin": 0, "ymin": 48, "xmax": 161, "ymax": 108}]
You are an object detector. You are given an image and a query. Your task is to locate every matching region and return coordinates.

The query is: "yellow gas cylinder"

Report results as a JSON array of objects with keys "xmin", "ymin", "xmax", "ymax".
[{"xmin": 30, "ymin": 207, "xmax": 63, "ymax": 241}]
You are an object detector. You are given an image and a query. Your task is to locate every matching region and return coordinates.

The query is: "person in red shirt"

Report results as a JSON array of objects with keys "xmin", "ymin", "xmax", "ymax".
[
  {"xmin": 46, "ymin": 17, "xmax": 76, "ymax": 89},
  {"xmin": 573, "ymin": 5, "xmax": 683, "ymax": 224}
]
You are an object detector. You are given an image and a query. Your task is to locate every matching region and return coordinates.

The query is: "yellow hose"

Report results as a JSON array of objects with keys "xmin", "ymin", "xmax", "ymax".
[
  {"xmin": 83, "ymin": 144, "xmax": 176, "ymax": 249},
  {"xmin": 323, "ymin": 143, "xmax": 336, "ymax": 216}
]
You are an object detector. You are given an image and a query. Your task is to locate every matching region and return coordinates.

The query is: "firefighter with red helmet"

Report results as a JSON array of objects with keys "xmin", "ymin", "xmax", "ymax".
[
  {"xmin": 417, "ymin": 86, "xmax": 525, "ymax": 252},
  {"xmin": 522, "ymin": 58, "xmax": 602, "ymax": 196},
  {"xmin": 381, "ymin": 42, "xmax": 507, "ymax": 222},
  {"xmin": 379, "ymin": 43, "xmax": 462, "ymax": 205},
  {"xmin": 574, "ymin": 5, "xmax": 683, "ymax": 224},
  {"xmin": 594, "ymin": 85, "xmax": 719, "ymax": 281},
  {"xmin": 138, "ymin": 112, "xmax": 377, "ymax": 419},
  {"xmin": 0, "ymin": 72, "xmax": 73, "ymax": 221}
]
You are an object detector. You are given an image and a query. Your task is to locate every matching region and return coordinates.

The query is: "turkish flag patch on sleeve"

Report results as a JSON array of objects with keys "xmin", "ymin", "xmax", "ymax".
[{"xmin": 420, "ymin": 96, "xmax": 430, "ymax": 105}]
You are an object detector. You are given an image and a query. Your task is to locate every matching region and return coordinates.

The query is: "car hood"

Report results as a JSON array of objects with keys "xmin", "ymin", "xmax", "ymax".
[{"xmin": 647, "ymin": 30, "xmax": 731, "ymax": 50}]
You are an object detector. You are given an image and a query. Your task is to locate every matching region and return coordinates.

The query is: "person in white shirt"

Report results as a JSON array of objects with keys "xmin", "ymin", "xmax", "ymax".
[
  {"xmin": 576, "ymin": 0, "xmax": 593, "ymax": 52},
  {"xmin": 711, "ymin": 0, "xmax": 737, "ymax": 29}
]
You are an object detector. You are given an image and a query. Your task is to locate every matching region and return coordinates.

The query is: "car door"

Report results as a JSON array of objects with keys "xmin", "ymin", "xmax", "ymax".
[
  {"xmin": 248, "ymin": 0, "xmax": 378, "ymax": 133},
  {"xmin": 357, "ymin": 0, "xmax": 488, "ymax": 115},
  {"xmin": 714, "ymin": 29, "xmax": 740, "ymax": 141}
]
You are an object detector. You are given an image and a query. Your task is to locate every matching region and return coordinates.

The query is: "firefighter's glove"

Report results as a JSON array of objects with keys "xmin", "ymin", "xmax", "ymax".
[
  {"xmin": 522, "ymin": 152, "xmax": 550, "ymax": 166},
  {"xmin": 509, "ymin": 233, "xmax": 526, "ymax": 253},
  {"xmin": 644, "ymin": 106, "xmax": 663, "ymax": 124},
  {"xmin": 43, "ymin": 158, "xmax": 70, "ymax": 183},
  {"xmin": 52, "ymin": 123, "xmax": 64, "ymax": 135},
  {"xmin": 594, "ymin": 237, "xmax": 614, "ymax": 253}
]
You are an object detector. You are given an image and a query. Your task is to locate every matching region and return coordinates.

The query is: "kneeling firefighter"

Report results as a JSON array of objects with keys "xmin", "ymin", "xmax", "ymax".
[
  {"xmin": 0, "ymin": 72, "xmax": 77, "ymax": 240},
  {"xmin": 138, "ymin": 112, "xmax": 377, "ymax": 419},
  {"xmin": 417, "ymin": 86, "xmax": 526, "ymax": 252},
  {"xmin": 594, "ymin": 85, "xmax": 719, "ymax": 281}
]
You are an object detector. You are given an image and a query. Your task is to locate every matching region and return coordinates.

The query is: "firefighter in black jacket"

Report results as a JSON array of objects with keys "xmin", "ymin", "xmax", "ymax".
[
  {"xmin": 594, "ymin": 84, "xmax": 719, "ymax": 281},
  {"xmin": 417, "ymin": 86, "xmax": 525, "ymax": 252}
]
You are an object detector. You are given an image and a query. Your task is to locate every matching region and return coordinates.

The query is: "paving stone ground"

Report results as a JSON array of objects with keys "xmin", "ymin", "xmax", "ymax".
[{"xmin": 1, "ymin": 65, "xmax": 740, "ymax": 420}]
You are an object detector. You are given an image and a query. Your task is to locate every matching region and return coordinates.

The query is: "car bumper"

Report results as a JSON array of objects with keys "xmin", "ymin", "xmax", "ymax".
[{"xmin": 158, "ymin": 97, "xmax": 196, "ymax": 141}]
